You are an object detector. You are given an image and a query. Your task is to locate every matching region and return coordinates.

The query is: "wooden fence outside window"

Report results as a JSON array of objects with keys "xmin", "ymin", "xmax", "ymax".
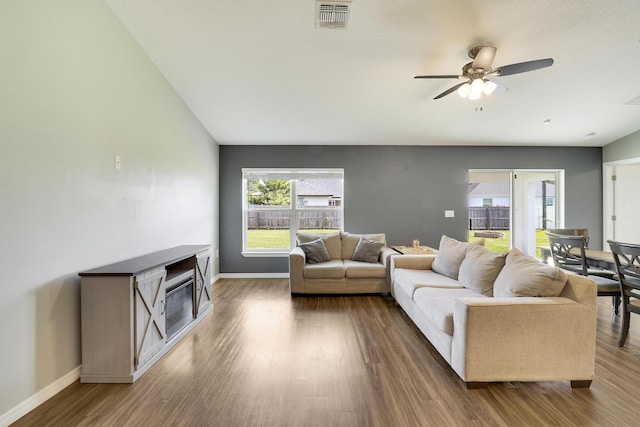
[
  {"xmin": 247, "ymin": 209, "xmax": 341, "ymax": 230},
  {"xmin": 469, "ymin": 206, "xmax": 510, "ymax": 230}
]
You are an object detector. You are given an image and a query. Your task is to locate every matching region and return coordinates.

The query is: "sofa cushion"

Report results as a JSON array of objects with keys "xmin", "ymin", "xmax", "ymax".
[
  {"xmin": 351, "ymin": 237, "xmax": 384, "ymax": 263},
  {"xmin": 494, "ymin": 248, "xmax": 568, "ymax": 297},
  {"xmin": 303, "ymin": 260, "xmax": 345, "ymax": 279},
  {"xmin": 413, "ymin": 287, "xmax": 488, "ymax": 336},
  {"xmin": 341, "ymin": 232, "xmax": 386, "ymax": 259},
  {"xmin": 298, "ymin": 238, "xmax": 331, "ymax": 264},
  {"xmin": 432, "ymin": 235, "xmax": 469, "ymax": 280},
  {"xmin": 297, "ymin": 232, "xmax": 341, "ymax": 260},
  {"xmin": 393, "ymin": 268, "xmax": 464, "ymax": 298},
  {"xmin": 458, "ymin": 245, "xmax": 507, "ymax": 297},
  {"xmin": 343, "ymin": 260, "xmax": 386, "ymax": 279}
]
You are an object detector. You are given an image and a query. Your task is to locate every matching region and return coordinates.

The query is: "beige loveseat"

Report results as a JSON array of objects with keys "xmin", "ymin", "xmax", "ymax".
[
  {"xmin": 289, "ymin": 232, "xmax": 395, "ymax": 294},
  {"xmin": 391, "ymin": 235, "xmax": 597, "ymax": 388}
]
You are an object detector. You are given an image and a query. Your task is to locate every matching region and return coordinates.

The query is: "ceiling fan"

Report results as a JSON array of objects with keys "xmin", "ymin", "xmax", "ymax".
[{"xmin": 414, "ymin": 45, "xmax": 554, "ymax": 100}]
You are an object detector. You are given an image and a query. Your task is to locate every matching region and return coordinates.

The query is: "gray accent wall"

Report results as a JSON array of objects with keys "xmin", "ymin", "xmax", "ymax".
[
  {"xmin": 220, "ymin": 145, "xmax": 603, "ymax": 274},
  {"xmin": 0, "ymin": 0, "xmax": 218, "ymax": 421}
]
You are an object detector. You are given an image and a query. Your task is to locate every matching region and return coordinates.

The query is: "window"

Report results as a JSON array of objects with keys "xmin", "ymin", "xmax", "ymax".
[
  {"xmin": 242, "ymin": 168, "xmax": 344, "ymax": 256},
  {"xmin": 482, "ymin": 198, "xmax": 493, "ymax": 207}
]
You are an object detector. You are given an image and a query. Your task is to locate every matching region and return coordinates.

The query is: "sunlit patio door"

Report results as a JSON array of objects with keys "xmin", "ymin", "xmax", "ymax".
[{"xmin": 469, "ymin": 169, "xmax": 564, "ymax": 258}]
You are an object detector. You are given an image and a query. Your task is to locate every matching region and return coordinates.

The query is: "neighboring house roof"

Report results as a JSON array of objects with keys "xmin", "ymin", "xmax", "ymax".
[
  {"xmin": 469, "ymin": 182, "xmax": 509, "ymax": 197},
  {"xmin": 296, "ymin": 179, "xmax": 342, "ymax": 197}
]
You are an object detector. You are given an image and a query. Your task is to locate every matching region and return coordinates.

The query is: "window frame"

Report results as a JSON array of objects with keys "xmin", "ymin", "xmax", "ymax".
[{"xmin": 241, "ymin": 168, "xmax": 344, "ymax": 257}]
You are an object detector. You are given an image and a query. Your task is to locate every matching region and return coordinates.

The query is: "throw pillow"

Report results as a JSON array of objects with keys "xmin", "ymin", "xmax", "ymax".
[
  {"xmin": 340, "ymin": 232, "xmax": 386, "ymax": 259},
  {"xmin": 432, "ymin": 235, "xmax": 469, "ymax": 280},
  {"xmin": 298, "ymin": 238, "xmax": 331, "ymax": 264},
  {"xmin": 351, "ymin": 237, "xmax": 384, "ymax": 263},
  {"xmin": 297, "ymin": 231, "xmax": 341, "ymax": 259},
  {"xmin": 493, "ymin": 248, "xmax": 567, "ymax": 297},
  {"xmin": 458, "ymin": 244, "xmax": 507, "ymax": 296}
]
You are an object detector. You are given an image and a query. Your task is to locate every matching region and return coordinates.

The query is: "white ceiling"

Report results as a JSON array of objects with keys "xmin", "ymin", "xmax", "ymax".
[{"xmin": 105, "ymin": 0, "xmax": 640, "ymax": 147}]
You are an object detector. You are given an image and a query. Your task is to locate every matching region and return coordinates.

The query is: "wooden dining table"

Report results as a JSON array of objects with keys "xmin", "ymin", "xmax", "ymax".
[
  {"xmin": 582, "ymin": 249, "xmax": 616, "ymax": 271},
  {"xmin": 538, "ymin": 246, "xmax": 617, "ymax": 271}
]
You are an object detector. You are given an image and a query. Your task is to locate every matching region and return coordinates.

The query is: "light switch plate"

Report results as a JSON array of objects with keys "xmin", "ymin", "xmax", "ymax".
[{"xmin": 445, "ymin": 210, "xmax": 455, "ymax": 218}]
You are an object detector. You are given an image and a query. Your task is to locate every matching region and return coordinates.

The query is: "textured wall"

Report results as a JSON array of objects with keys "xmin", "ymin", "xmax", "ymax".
[{"xmin": 220, "ymin": 145, "xmax": 602, "ymax": 273}]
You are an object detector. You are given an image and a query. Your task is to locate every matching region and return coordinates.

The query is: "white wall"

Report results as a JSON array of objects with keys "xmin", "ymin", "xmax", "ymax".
[
  {"xmin": 0, "ymin": 0, "xmax": 218, "ymax": 422},
  {"xmin": 603, "ymin": 130, "xmax": 640, "ymax": 162}
]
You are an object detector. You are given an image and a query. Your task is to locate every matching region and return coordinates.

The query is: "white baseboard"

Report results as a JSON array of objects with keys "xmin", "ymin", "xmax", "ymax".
[
  {"xmin": 217, "ymin": 273, "xmax": 288, "ymax": 279},
  {"xmin": 0, "ymin": 366, "xmax": 81, "ymax": 427}
]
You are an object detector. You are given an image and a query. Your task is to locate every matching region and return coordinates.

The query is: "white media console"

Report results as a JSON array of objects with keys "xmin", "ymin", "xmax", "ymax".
[{"xmin": 79, "ymin": 245, "xmax": 213, "ymax": 383}]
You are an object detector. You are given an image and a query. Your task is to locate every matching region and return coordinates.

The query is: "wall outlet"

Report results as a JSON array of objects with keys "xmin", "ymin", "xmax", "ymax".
[
  {"xmin": 114, "ymin": 155, "xmax": 122, "ymax": 169},
  {"xmin": 445, "ymin": 210, "xmax": 455, "ymax": 218},
  {"xmin": 215, "ymin": 249, "xmax": 220, "ymax": 258}
]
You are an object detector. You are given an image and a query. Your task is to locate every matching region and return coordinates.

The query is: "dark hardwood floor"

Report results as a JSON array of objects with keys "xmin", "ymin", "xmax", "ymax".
[{"xmin": 13, "ymin": 279, "xmax": 640, "ymax": 426}]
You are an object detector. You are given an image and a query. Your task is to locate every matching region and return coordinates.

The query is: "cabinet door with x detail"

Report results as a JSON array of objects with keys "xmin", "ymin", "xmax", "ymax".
[
  {"xmin": 195, "ymin": 249, "xmax": 212, "ymax": 317},
  {"xmin": 134, "ymin": 267, "xmax": 167, "ymax": 369}
]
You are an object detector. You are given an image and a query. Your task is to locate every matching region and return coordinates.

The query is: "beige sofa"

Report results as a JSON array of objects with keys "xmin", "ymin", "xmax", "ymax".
[
  {"xmin": 390, "ymin": 236, "xmax": 597, "ymax": 388},
  {"xmin": 289, "ymin": 232, "xmax": 395, "ymax": 294}
]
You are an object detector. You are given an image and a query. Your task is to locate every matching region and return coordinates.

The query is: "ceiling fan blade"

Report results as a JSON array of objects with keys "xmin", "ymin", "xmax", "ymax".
[
  {"xmin": 495, "ymin": 58, "xmax": 554, "ymax": 76},
  {"xmin": 472, "ymin": 46, "xmax": 497, "ymax": 71},
  {"xmin": 434, "ymin": 82, "xmax": 467, "ymax": 100},
  {"xmin": 414, "ymin": 75, "xmax": 460, "ymax": 79}
]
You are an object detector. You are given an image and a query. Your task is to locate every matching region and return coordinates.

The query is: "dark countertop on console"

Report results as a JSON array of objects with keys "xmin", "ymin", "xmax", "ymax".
[{"xmin": 79, "ymin": 245, "xmax": 210, "ymax": 277}]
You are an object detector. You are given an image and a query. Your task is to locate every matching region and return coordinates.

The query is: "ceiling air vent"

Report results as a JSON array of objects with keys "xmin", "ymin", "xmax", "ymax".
[{"xmin": 317, "ymin": 1, "xmax": 351, "ymax": 29}]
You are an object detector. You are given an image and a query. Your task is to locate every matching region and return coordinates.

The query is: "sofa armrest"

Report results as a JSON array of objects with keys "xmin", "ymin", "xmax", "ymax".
[
  {"xmin": 560, "ymin": 273, "xmax": 598, "ymax": 309},
  {"xmin": 379, "ymin": 246, "xmax": 396, "ymax": 289},
  {"xmin": 289, "ymin": 247, "xmax": 306, "ymax": 294},
  {"xmin": 379, "ymin": 246, "xmax": 395, "ymax": 267},
  {"xmin": 451, "ymin": 297, "xmax": 596, "ymax": 383},
  {"xmin": 390, "ymin": 254, "xmax": 436, "ymax": 271}
]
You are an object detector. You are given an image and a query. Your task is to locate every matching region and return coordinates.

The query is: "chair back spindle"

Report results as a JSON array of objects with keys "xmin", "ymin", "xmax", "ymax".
[
  {"xmin": 547, "ymin": 228, "xmax": 589, "ymax": 248},
  {"xmin": 607, "ymin": 240, "xmax": 640, "ymax": 346},
  {"xmin": 546, "ymin": 233, "xmax": 588, "ymax": 275}
]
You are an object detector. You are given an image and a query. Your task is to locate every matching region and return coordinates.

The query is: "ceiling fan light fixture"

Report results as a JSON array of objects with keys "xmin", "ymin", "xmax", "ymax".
[
  {"xmin": 457, "ymin": 83, "xmax": 471, "ymax": 98},
  {"xmin": 466, "ymin": 79, "xmax": 483, "ymax": 100},
  {"xmin": 468, "ymin": 89, "xmax": 481, "ymax": 100},
  {"xmin": 415, "ymin": 45, "xmax": 554, "ymax": 101},
  {"xmin": 482, "ymin": 79, "xmax": 497, "ymax": 95},
  {"xmin": 470, "ymin": 78, "xmax": 484, "ymax": 95}
]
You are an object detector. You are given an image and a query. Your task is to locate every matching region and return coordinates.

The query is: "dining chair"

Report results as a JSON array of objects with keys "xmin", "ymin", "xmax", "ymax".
[
  {"xmin": 607, "ymin": 240, "xmax": 640, "ymax": 347},
  {"xmin": 547, "ymin": 232, "xmax": 620, "ymax": 314},
  {"xmin": 547, "ymin": 228, "xmax": 590, "ymax": 248}
]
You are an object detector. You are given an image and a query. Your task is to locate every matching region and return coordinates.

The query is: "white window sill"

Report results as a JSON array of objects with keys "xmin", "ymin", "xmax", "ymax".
[{"xmin": 241, "ymin": 251, "xmax": 289, "ymax": 258}]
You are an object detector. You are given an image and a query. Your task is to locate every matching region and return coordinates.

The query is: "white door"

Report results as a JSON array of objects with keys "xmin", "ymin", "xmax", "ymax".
[
  {"xmin": 605, "ymin": 161, "xmax": 640, "ymax": 244},
  {"xmin": 513, "ymin": 170, "xmax": 563, "ymax": 257}
]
